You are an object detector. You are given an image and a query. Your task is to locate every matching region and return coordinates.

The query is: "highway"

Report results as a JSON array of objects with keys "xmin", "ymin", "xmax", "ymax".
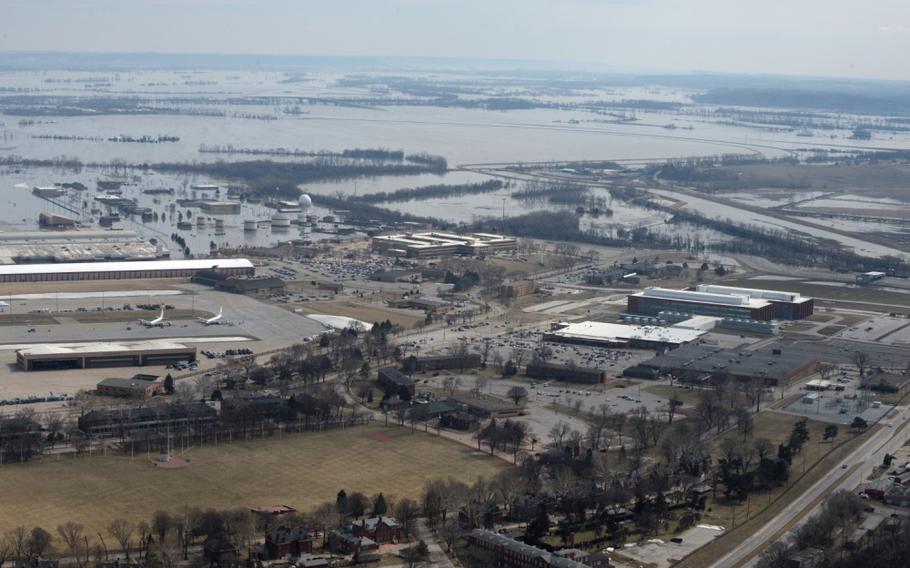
[{"xmin": 710, "ymin": 404, "xmax": 910, "ymax": 568}]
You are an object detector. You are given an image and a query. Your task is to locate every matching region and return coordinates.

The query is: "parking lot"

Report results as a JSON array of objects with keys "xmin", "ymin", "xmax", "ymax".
[{"xmin": 779, "ymin": 391, "xmax": 894, "ymax": 425}]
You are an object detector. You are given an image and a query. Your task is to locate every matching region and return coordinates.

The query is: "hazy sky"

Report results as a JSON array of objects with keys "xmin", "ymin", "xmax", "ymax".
[{"xmin": 1, "ymin": 0, "xmax": 909, "ymax": 80}]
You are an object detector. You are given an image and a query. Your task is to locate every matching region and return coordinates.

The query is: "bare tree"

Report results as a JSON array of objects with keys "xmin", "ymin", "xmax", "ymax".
[
  {"xmin": 443, "ymin": 376, "xmax": 462, "ymax": 396},
  {"xmin": 394, "ymin": 499, "xmax": 419, "ymax": 542},
  {"xmin": 56, "ymin": 522, "xmax": 85, "ymax": 566},
  {"xmin": 8, "ymin": 527, "xmax": 28, "ymax": 561},
  {"xmin": 851, "ymin": 351, "xmax": 870, "ymax": 378},
  {"xmin": 136, "ymin": 522, "xmax": 151, "ymax": 560},
  {"xmin": 107, "ymin": 519, "xmax": 133, "ymax": 558},
  {"xmin": 0, "ymin": 535, "xmax": 13, "ymax": 568},
  {"xmin": 817, "ymin": 363, "xmax": 836, "ymax": 382},
  {"xmin": 549, "ymin": 421, "xmax": 570, "ymax": 447},
  {"xmin": 753, "ymin": 437, "xmax": 774, "ymax": 461},
  {"xmin": 480, "ymin": 339, "xmax": 493, "ymax": 368},
  {"xmin": 506, "ymin": 386, "xmax": 528, "ymax": 406}
]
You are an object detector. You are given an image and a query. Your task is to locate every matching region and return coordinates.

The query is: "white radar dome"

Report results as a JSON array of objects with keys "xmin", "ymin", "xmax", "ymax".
[{"xmin": 298, "ymin": 193, "xmax": 313, "ymax": 210}]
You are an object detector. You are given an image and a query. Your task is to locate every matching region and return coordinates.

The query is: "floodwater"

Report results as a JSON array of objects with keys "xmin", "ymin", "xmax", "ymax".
[
  {"xmin": 648, "ymin": 188, "xmax": 908, "ymax": 259},
  {"xmin": 3, "ymin": 68, "xmax": 910, "ymax": 257}
]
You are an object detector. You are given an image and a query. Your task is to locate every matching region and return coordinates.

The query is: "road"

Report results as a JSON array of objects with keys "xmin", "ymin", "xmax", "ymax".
[{"xmin": 710, "ymin": 404, "xmax": 910, "ymax": 568}]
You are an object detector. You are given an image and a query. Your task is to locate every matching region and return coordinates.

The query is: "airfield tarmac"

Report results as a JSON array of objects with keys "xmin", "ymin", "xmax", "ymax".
[{"xmin": 0, "ymin": 282, "xmax": 326, "ymax": 401}]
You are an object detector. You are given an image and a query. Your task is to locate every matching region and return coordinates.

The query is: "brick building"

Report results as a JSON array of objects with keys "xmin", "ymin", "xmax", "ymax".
[
  {"xmin": 467, "ymin": 530, "xmax": 597, "ymax": 567},
  {"xmin": 264, "ymin": 527, "xmax": 315, "ymax": 559}
]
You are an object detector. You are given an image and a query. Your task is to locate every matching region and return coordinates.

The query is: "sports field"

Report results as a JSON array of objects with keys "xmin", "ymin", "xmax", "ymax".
[{"xmin": 0, "ymin": 425, "xmax": 506, "ymax": 536}]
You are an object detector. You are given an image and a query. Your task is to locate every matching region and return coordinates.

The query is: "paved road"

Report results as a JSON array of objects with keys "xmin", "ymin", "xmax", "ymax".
[{"xmin": 710, "ymin": 405, "xmax": 910, "ymax": 568}]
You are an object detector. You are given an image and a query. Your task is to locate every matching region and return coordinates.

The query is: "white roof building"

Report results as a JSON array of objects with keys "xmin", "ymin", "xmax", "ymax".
[
  {"xmin": 0, "ymin": 258, "xmax": 254, "ymax": 282},
  {"xmin": 546, "ymin": 320, "xmax": 706, "ymax": 347}
]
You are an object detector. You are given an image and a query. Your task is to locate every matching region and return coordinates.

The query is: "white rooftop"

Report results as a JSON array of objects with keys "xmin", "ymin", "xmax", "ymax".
[
  {"xmin": 549, "ymin": 321, "xmax": 706, "ymax": 345},
  {"xmin": 635, "ymin": 287, "xmax": 771, "ymax": 309},
  {"xmin": 0, "ymin": 258, "xmax": 252, "ymax": 276},
  {"xmin": 18, "ymin": 339, "xmax": 191, "ymax": 356},
  {"xmin": 696, "ymin": 284, "xmax": 805, "ymax": 303}
]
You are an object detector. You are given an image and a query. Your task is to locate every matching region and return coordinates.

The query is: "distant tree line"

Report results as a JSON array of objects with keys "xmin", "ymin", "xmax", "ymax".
[{"xmin": 351, "ymin": 180, "xmax": 504, "ymax": 204}]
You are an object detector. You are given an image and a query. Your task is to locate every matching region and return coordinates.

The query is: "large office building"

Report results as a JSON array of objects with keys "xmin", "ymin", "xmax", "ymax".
[
  {"xmin": 694, "ymin": 285, "xmax": 814, "ymax": 320},
  {"xmin": 372, "ymin": 232, "xmax": 516, "ymax": 258},
  {"xmin": 628, "ymin": 287, "xmax": 776, "ymax": 321},
  {"xmin": 17, "ymin": 340, "xmax": 197, "ymax": 371},
  {"xmin": 0, "ymin": 258, "xmax": 253, "ymax": 283}
]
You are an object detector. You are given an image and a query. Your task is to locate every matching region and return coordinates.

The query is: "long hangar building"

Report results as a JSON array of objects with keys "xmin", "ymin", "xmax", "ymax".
[
  {"xmin": 627, "ymin": 285, "xmax": 813, "ymax": 321},
  {"xmin": 0, "ymin": 258, "xmax": 254, "ymax": 283}
]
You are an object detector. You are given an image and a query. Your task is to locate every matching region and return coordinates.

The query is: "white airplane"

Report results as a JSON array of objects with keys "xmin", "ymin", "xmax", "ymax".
[
  {"xmin": 139, "ymin": 307, "xmax": 168, "ymax": 327},
  {"xmin": 199, "ymin": 307, "xmax": 223, "ymax": 326}
]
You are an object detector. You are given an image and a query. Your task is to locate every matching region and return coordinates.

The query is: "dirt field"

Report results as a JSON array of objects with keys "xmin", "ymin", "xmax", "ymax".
[{"xmin": 0, "ymin": 425, "xmax": 506, "ymax": 536}]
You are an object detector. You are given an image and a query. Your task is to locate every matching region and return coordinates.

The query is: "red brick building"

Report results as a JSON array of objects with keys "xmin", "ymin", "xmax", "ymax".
[
  {"xmin": 264, "ymin": 527, "xmax": 315, "ymax": 559},
  {"xmin": 347, "ymin": 516, "xmax": 402, "ymax": 544}
]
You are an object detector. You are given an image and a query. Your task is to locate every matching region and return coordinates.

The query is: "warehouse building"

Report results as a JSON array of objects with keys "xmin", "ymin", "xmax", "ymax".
[
  {"xmin": 200, "ymin": 201, "xmax": 242, "ymax": 214},
  {"xmin": 192, "ymin": 269, "xmax": 285, "ymax": 295},
  {"xmin": 0, "ymin": 258, "xmax": 253, "ymax": 283},
  {"xmin": 628, "ymin": 287, "xmax": 776, "ymax": 321},
  {"xmin": 544, "ymin": 320, "xmax": 706, "ymax": 350},
  {"xmin": 637, "ymin": 343, "xmax": 817, "ymax": 386},
  {"xmin": 0, "ymin": 230, "xmax": 162, "ymax": 264},
  {"xmin": 372, "ymin": 232, "xmax": 516, "ymax": 258},
  {"xmin": 38, "ymin": 212, "xmax": 76, "ymax": 229},
  {"xmin": 694, "ymin": 285, "xmax": 814, "ymax": 320},
  {"xmin": 17, "ymin": 340, "xmax": 196, "ymax": 371}
]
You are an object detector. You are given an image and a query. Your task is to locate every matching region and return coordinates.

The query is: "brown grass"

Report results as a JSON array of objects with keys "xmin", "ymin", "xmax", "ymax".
[{"xmin": 0, "ymin": 425, "xmax": 507, "ymax": 537}]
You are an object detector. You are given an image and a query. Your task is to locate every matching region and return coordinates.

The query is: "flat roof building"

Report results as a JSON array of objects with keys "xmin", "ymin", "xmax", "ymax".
[
  {"xmin": 544, "ymin": 320, "xmax": 705, "ymax": 350},
  {"xmin": 638, "ymin": 343, "xmax": 817, "ymax": 386},
  {"xmin": 372, "ymin": 232, "xmax": 516, "ymax": 258},
  {"xmin": 17, "ymin": 340, "xmax": 196, "ymax": 371},
  {"xmin": 200, "ymin": 201, "xmax": 242, "ymax": 215},
  {"xmin": 0, "ymin": 230, "xmax": 162, "ymax": 264},
  {"xmin": 96, "ymin": 374, "xmax": 164, "ymax": 398},
  {"xmin": 0, "ymin": 258, "xmax": 253, "ymax": 283},
  {"xmin": 192, "ymin": 269, "xmax": 284, "ymax": 295},
  {"xmin": 377, "ymin": 367, "xmax": 416, "ymax": 397},
  {"xmin": 695, "ymin": 284, "xmax": 814, "ymax": 320},
  {"xmin": 628, "ymin": 287, "xmax": 776, "ymax": 321}
]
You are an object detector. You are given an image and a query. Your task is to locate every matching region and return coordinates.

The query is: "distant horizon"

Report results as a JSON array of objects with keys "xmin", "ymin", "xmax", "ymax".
[
  {"xmin": 2, "ymin": 0, "xmax": 908, "ymax": 82},
  {"xmin": 1, "ymin": 49, "xmax": 909, "ymax": 86}
]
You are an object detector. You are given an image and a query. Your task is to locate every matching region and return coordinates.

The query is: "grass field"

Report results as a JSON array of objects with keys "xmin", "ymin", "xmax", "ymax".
[{"xmin": 0, "ymin": 425, "xmax": 506, "ymax": 536}]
